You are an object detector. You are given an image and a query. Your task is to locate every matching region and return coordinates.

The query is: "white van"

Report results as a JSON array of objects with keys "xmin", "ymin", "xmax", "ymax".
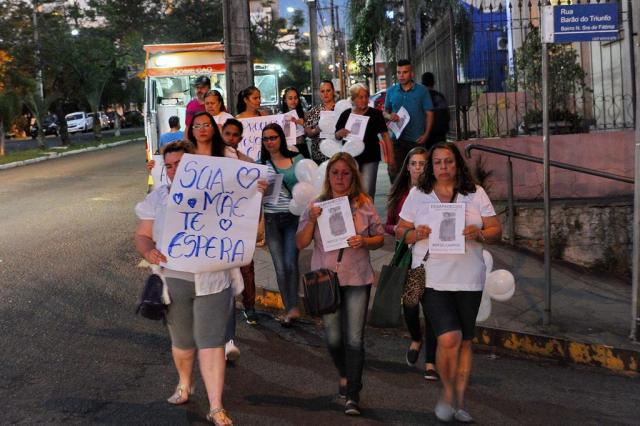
[{"xmin": 65, "ymin": 112, "xmax": 94, "ymax": 133}]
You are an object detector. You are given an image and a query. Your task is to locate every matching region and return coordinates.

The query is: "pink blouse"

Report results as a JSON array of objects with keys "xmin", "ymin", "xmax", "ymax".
[{"xmin": 297, "ymin": 197, "xmax": 384, "ymax": 286}]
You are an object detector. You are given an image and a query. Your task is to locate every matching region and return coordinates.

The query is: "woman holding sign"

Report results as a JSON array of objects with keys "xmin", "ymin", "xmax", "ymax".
[
  {"xmin": 258, "ymin": 123, "xmax": 305, "ymax": 326},
  {"xmin": 281, "ymin": 86, "xmax": 310, "ymax": 159},
  {"xmin": 134, "ymin": 141, "xmax": 236, "ymax": 426},
  {"xmin": 296, "ymin": 152, "xmax": 384, "ymax": 416},
  {"xmin": 236, "ymin": 86, "xmax": 267, "ymax": 119},
  {"xmin": 394, "ymin": 142, "xmax": 501, "ymax": 423},
  {"xmin": 334, "ymin": 83, "xmax": 395, "ymax": 200}
]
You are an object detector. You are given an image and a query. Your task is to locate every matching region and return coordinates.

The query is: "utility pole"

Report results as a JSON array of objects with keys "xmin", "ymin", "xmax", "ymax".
[
  {"xmin": 541, "ymin": 6, "xmax": 552, "ymax": 327},
  {"xmin": 329, "ymin": 0, "xmax": 337, "ymax": 81},
  {"xmin": 631, "ymin": 0, "xmax": 640, "ymax": 341},
  {"xmin": 308, "ymin": 0, "xmax": 320, "ymax": 104},
  {"xmin": 222, "ymin": 0, "xmax": 253, "ymax": 115},
  {"xmin": 334, "ymin": 6, "xmax": 346, "ymax": 96},
  {"xmin": 32, "ymin": 1, "xmax": 44, "ymax": 101}
]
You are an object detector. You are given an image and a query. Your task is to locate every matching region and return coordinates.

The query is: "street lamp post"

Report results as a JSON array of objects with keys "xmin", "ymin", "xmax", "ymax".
[{"xmin": 307, "ymin": 0, "xmax": 320, "ymax": 104}]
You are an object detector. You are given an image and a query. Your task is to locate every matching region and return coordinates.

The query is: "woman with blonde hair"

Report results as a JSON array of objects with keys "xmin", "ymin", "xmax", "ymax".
[
  {"xmin": 296, "ymin": 152, "xmax": 384, "ymax": 416},
  {"xmin": 335, "ymin": 82, "xmax": 395, "ymax": 200}
]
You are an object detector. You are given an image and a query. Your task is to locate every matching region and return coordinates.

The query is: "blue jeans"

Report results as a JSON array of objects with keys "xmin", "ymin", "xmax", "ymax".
[
  {"xmin": 359, "ymin": 161, "xmax": 379, "ymax": 200},
  {"xmin": 322, "ymin": 284, "xmax": 371, "ymax": 402},
  {"xmin": 264, "ymin": 212, "xmax": 300, "ymax": 312}
]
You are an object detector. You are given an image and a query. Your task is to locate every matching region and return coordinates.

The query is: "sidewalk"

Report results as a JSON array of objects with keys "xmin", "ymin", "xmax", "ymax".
[{"xmin": 253, "ymin": 164, "xmax": 640, "ymax": 373}]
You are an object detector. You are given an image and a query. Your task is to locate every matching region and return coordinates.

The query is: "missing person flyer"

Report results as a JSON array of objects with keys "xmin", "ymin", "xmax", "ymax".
[{"xmin": 425, "ymin": 203, "xmax": 466, "ymax": 254}]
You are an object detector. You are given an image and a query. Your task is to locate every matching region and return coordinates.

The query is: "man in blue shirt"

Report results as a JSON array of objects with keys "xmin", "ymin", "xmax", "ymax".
[
  {"xmin": 158, "ymin": 116, "xmax": 184, "ymax": 149},
  {"xmin": 384, "ymin": 59, "xmax": 434, "ymax": 182}
]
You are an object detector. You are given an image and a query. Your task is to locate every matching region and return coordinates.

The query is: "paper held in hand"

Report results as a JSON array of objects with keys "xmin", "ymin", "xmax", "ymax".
[
  {"xmin": 319, "ymin": 111, "xmax": 337, "ymax": 140},
  {"xmin": 263, "ymin": 173, "xmax": 283, "ymax": 204},
  {"xmin": 316, "ymin": 196, "xmax": 356, "ymax": 252},
  {"xmin": 151, "ymin": 155, "xmax": 170, "ymax": 190},
  {"xmin": 426, "ymin": 203, "xmax": 466, "ymax": 254},
  {"xmin": 344, "ymin": 113, "xmax": 369, "ymax": 142},
  {"xmin": 159, "ymin": 154, "xmax": 268, "ymax": 273},
  {"xmin": 387, "ymin": 107, "xmax": 410, "ymax": 139}
]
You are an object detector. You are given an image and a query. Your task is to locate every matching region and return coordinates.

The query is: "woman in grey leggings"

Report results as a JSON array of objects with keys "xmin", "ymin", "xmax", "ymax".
[{"xmin": 135, "ymin": 141, "xmax": 240, "ymax": 426}]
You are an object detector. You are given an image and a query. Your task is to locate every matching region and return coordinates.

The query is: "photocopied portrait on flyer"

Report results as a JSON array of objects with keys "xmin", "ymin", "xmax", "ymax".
[{"xmin": 315, "ymin": 196, "xmax": 356, "ymax": 252}]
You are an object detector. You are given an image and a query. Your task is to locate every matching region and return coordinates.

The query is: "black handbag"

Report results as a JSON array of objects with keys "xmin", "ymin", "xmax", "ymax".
[
  {"xmin": 136, "ymin": 273, "xmax": 167, "ymax": 324},
  {"xmin": 302, "ymin": 249, "xmax": 344, "ymax": 317},
  {"xmin": 369, "ymin": 229, "xmax": 413, "ymax": 328}
]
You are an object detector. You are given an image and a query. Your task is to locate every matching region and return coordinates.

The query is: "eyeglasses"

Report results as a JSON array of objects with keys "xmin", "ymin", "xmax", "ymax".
[
  {"xmin": 262, "ymin": 135, "xmax": 279, "ymax": 142},
  {"xmin": 193, "ymin": 123, "xmax": 212, "ymax": 129},
  {"xmin": 223, "ymin": 131, "xmax": 241, "ymax": 138}
]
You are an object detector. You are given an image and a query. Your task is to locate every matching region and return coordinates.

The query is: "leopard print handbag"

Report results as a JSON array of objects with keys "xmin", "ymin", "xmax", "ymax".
[{"xmin": 402, "ymin": 250, "xmax": 429, "ymax": 307}]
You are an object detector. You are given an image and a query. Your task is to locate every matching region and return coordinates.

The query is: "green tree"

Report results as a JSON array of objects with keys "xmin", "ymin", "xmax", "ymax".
[{"xmin": 251, "ymin": 9, "xmax": 310, "ymax": 93}]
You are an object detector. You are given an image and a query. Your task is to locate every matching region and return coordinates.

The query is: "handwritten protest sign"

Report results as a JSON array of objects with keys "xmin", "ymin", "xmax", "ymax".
[
  {"xmin": 151, "ymin": 155, "xmax": 170, "ymax": 190},
  {"xmin": 160, "ymin": 154, "xmax": 268, "ymax": 273},
  {"xmin": 238, "ymin": 114, "xmax": 285, "ymax": 161}
]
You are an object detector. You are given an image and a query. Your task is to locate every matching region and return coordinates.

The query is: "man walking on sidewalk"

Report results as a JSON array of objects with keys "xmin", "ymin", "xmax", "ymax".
[
  {"xmin": 421, "ymin": 72, "xmax": 450, "ymax": 147},
  {"xmin": 384, "ymin": 60, "xmax": 434, "ymax": 182}
]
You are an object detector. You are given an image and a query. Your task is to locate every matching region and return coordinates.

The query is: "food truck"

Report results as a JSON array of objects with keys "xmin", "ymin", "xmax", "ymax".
[{"xmin": 143, "ymin": 41, "xmax": 279, "ymax": 156}]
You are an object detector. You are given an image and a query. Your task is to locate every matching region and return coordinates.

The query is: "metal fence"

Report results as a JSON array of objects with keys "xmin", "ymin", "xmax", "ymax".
[{"xmin": 413, "ymin": 0, "xmax": 635, "ymax": 139}]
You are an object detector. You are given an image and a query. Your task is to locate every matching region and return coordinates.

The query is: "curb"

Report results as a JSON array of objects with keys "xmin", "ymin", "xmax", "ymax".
[
  {"xmin": 0, "ymin": 137, "xmax": 144, "ymax": 170},
  {"xmin": 255, "ymin": 287, "xmax": 640, "ymax": 374}
]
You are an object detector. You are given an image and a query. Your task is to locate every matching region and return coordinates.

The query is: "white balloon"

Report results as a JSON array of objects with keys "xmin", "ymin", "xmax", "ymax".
[
  {"xmin": 320, "ymin": 139, "xmax": 342, "ymax": 158},
  {"xmin": 334, "ymin": 99, "xmax": 352, "ymax": 118},
  {"xmin": 485, "ymin": 269, "xmax": 516, "ymax": 302},
  {"xmin": 342, "ymin": 139, "xmax": 365, "ymax": 157},
  {"xmin": 289, "ymin": 199, "xmax": 306, "ymax": 216},
  {"xmin": 483, "ymin": 250, "xmax": 494, "ymax": 274},
  {"xmin": 476, "ymin": 291, "xmax": 492, "ymax": 322},
  {"xmin": 294, "ymin": 159, "xmax": 318, "ymax": 183},
  {"xmin": 314, "ymin": 160, "xmax": 329, "ymax": 191},
  {"xmin": 292, "ymin": 182, "xmax": 317, "ymax": 206}
]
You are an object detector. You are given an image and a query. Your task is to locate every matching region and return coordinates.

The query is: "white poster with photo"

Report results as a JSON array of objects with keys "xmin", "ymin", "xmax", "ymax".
[
  {"xmin": 319, "ymin": 110, "xmax": 338, "ymax": 139},
  {"xmin": 316, "ymin": 196, "xmax": 356, "ymax": 252},
  {"xmin": 238, "ymin": 114, "xmax": 285, "ymax": 161},
  {"xmin": 263, "ymin": 173, "xmax": 283, "ymax": 204},
  {"xmin": 160, "ymin": 154, "xmax": 268, "ymax": 273},
  {"xmin": 284, "ymin": 110, "xmax": 305, "ymax": 140},
  {"xmin": 151, "ymin": 155, "xmax": 170, "ymax": 190},
  {"xmin": 426, "ymin": 203, "xmax": 466, "ymax": 254},
  {"xmin": 344, "ymin": 113, "xmax": 370, "ymax": 142},
  {"xmin": 387, "ymin": 106, "xmax": 410, "ymax": 139}
]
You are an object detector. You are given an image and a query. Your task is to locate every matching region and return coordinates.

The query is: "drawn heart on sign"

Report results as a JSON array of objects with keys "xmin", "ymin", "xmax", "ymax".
[
  {"xmin": 173, "ymin": 193, "xmax": 184, "ymax": 205},
  {"xmin": 236, "ymin": 167, "xmax": 261, "ymax": 189},
  {"xmin": 187, "ymin": 198, "xmax": 197, "ymax": 208},
  {"xmin": 219, "ymin": 219, "xmax": 233, "ymax": 231}
]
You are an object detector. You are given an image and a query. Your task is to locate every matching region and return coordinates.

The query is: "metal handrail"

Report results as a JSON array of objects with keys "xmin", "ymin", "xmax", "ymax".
[
  {"xmin": 464, "ymin": 143, "xmax": 634, "ymax": 247},
  {"xmin": 465, "ymin": 144, "xmax": 634, "ymax": 184}
]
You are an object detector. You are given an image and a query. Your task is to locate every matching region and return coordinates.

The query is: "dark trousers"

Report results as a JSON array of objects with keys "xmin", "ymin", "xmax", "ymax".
[
  {"xmin": 403, "ymin": 298, "xmax": 437, "ymax": 364},
  {"xmin": 389, "ymin": 139, "xmax": 418, "ymax": 183},
  {"xmin": 241, "ymin": 261, "xmax": 255, "ymax": 310},
  {"xmin": 322, "ymin": 285, "xmax": 371, "ymax": 402}
]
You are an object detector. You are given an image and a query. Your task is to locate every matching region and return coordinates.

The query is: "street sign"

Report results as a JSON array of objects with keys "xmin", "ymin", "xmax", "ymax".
[{"xmin": 542, "ymin": 3, "xmax": 619, "ymax": 43}]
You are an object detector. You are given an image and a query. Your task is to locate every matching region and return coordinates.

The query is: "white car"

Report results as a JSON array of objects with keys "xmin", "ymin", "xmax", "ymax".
[
  {"xmin": 89, "ymin": 111, "xmax": 110, "ymax": 130},
  {"xmin": 65, "ymin": 112, "xmax": 93, "ymax": 133}
]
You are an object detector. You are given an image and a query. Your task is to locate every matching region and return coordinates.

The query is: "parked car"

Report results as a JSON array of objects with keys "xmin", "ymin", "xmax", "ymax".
[
  {"xmin": 30, "ymin": 115, "xmax": 59, "ymax": 138},
  {"xmin": 105, "ymin": 111, "xmax": 124, "ymax": 129},
  {"xmin": 88, "ymin": 111, "xmax": 110, "ymax": 130},
  {"xmin": 369, "ymin": 89, "xmax": 386, "ymax": 112},
  {"xmin": 123, "ymin": 110, "xmax": 144, "ymax": 128},
  {"xmin": 65, "ymin": 112, "xmax": 93, "ymax": 133}
]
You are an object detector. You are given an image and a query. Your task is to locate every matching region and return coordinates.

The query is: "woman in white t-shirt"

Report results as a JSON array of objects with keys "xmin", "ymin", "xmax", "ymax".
[
  {"xmin": 204, "ymin": 90, "xmax": 234, "ymax": 131},
  {"xmin": 395, "ymin": 142, "xmax": 501, "ymax": 423}
]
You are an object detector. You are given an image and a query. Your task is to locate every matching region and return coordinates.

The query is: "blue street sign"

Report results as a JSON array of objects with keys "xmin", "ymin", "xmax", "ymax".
[{"xmin": 543, "ymin": 3, "xmax": 619, "ymax": 43}]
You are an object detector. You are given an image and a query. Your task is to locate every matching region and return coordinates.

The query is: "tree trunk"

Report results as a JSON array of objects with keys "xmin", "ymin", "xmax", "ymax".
[
  {"xmin": 56, "ymin": 101, "xmax": 69, "ymax": 145},
  {"xmin": 92, "ymin": 108, "xmax": 102, "ymax": 142},
  {"xmin": 114, "ymin": 111, "xmax": 121, "ymax": 137}
]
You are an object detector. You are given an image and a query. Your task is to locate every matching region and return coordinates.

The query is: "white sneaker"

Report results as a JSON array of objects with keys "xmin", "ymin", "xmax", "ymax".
[{"xmin": 225, "ymin": 340, "xmax": 240, "ymax": 362}]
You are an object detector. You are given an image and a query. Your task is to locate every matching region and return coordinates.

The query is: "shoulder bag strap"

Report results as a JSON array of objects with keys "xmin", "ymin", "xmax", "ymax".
[
  {"xmin": 335, "ymin": 248, "xmax": 345, "ymax": 272},
  {"xmin": 269, "ymin": 159, "xmax": 294, "ymax": 196}
]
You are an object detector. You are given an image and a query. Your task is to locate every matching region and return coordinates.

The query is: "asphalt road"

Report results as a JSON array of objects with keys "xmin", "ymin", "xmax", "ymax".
[{"xmin": 1, "ymin": 141, "xmax": 639, "ymax": 424}]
